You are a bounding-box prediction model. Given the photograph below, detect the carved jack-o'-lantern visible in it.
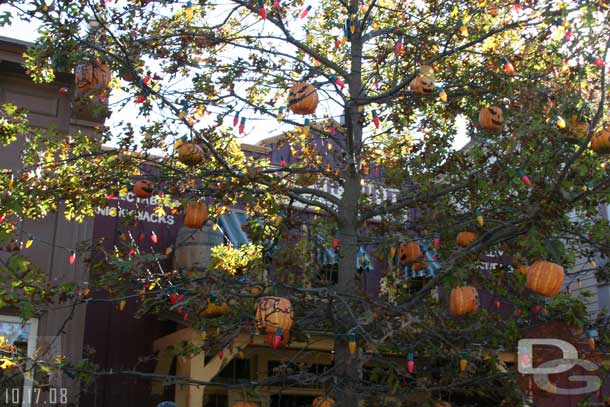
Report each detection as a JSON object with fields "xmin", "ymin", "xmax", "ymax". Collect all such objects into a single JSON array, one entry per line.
[
  {"xmin": 184, "ymin": 200, "xmax": 208, "ymax": 229},
  {"xmin": 591, "ymin": 128, "xmax": 610, "ymax": 154},
  {"xmin": 312, "ymin": 396, "xmax": 334, "ymax": 407},
  {"xmin": 178, "ymin": 142, "xmax": 204, "ymax": 166},
  {"xmin": 74, "ymin": 60, "xmax": 111, "ymax": 97},
  {"xmin": 409, "ymin": 75, "xmax": 435, "ymax": 94},
  {"xmin": 255, "ymin": 296, "xmax": 293, "ymax": 335},
  {"xmin": 133, "ymin": 180, "xmax": 154, "ymax": 199},
  {"xmin": 526, "ymin": 260, "xmax": 564, "ymax": 297},
  {"xmin": 456, "ymin": 231, "xmax": 477, "ymax": 247},
  {"xmin": 479, "ymin": 106, "xmax": 504, "ymax": 131},
  {"xmin": 288, "ymin": 82, "xmax": 319, "ymax": 115},
  {"xmin": 398, "ymin": 242, "xmax": 423, "ymax": 265},
  {"xmin": 450, "ymin": 286, "xmax": 479, "ymax": 316}
]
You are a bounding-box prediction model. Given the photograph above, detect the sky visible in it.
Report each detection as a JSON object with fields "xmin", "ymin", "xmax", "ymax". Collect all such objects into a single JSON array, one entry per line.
[{"xmin": 0, "ymin": 4, "xmax": 470, "ymax": 151}]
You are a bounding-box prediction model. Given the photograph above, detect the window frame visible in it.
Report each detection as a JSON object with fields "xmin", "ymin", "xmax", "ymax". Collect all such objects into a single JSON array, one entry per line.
[{"xmin": 0, "ymin": 314, "xmax": 39, "ymax": 407}]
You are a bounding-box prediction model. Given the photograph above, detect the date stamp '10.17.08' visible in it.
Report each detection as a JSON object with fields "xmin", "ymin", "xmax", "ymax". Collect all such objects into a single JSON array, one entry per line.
[{"xmin": 3, "ymin": 388, "xmax": 68, "ymax": 406}]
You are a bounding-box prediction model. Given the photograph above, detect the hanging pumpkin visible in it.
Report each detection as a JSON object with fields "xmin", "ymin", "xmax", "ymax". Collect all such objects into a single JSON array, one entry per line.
[
  {"xmin": 526, "ymin": 260, "xmax": 564, "ymax": 297},
  {"xmin": 312, "ymin": 396, "xmax": 334, "ymax": 407},
  {"xmin": 456, "ymin": 231, "xmax": 477, "ymax": 247},
  {"xmin": 288, "ymin": 82, "xmax": 319, "ymax": 115},
  {"xmin": 74, "ymin": 60, "xmax": 112, "ymax": 97},
  {"xmin": 184, "ymin": 200, "xmax": 208, "ymax": 229},
  {"xmin": 255, "ymin": 296, "xmax": 293, "ymax": 334},
  {"xmin": 398, "ymin": 241, "xmax": 423, "ymax": 265},
  {"xmin": 232, "ymin": 403, "xmax": 258, "ymax": 407},
  {"xmin": 178, "ymin": 142, "xmax": 204, "ymax": 165},
  {"xmin": 591, "ymin": 128, "xmax": 610, "ymax": 154},
  {"xmin": 133, "ymin": 180, "xmax": 154, "ymax": 199},
  {"xmin": 450, "ymin": 286, "xmax": 479, "ymax": 316},
  {"xmin": 479, "ymin": 106, "xmax": 504, "ymax": 131},
  {"xmin": 409, "ymin": 75, "xmax": 435, "ymax": 94}
]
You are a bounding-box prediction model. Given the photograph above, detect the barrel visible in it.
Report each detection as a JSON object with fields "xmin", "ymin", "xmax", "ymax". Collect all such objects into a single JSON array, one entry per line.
[{"xmin": 173, "ymin": 225, "xmax": 223, "ymax": 270}]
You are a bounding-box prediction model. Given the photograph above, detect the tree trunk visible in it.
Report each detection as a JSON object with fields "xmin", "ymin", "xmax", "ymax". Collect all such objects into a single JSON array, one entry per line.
[{"xmin": 333, "ymin": 2, "xmax": 364, "ymax": 403}]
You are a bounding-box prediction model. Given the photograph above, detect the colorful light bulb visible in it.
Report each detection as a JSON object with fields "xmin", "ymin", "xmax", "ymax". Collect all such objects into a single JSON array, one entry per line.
[
  {"xmin": 437, "ymin": 87, "xmax": 447, "ymax": 102},
  {"xmin": 458, "ymin": 19, "xmax": 468, "ymax": 37},
  {"xmin": 407, "ymin": 352, "xmax": 415, "ymax": 373},
  {"xmin": 433, "ymin": 232, "xmax": 440, "ymax": 249},
  {"xmin": 329, "ymin": 75, "xmax": 345, "ymax": 89},
  {"xmin": 218, "ymin": 350, "xmax": 224, "ymax": 360},
  {"xmin": 565, "ymin": 30, "xmax": 573, "ymax": 41},
  {"xmin": 396, "ymin": 35, "xmax": 403, "ymax": 55},
  {"xmin": 348, "ymin": 334, "xmax": 356, "ymax": 354},
  {"xmin": 165, "ymin": 244, "xmax": 175, "ymax": 255},
  {"xmin": 273, "ymin": 328, "xmax": 283, "ymax": 349},
  {"xmin": 119, "ymin": 300, "xmax": 126, "ymax": 311},
  {"xmin": 233, "ymin": 112, "xmax": 239, "ymax": 127},
  {"xmin": 334, "ymin": 37, "xmax": 340, "ymax": 49},
  {"xmin": 303, "ymin": 118, "xmax": 311, "ymax": 137},
  {"xmin": 239, "ymin": 117, "xmax": 246, "ymax": 134},
  {"xmin": 59, "ymin": 87, "xmax": 69, "ymax": 94},
  {"xmin": 299, "ymin": 5, "xmax": 312, "ymax": 18},
  {"xmin": 554, "ymin": 115, "xmax": 566, "ymax": 129},
  {"xmin": 69, "ymin": 250, "xmax": 76, "ymax": 265},
  {"xmin": 501, "ymin": 56, "xmax": 515, "ymax": 75},
  {"xmin": 169, "ymin": 293, "xmax": 178, "ymax": 305},
  {"xmin": 135, "ymin": 95, "xmax": 146, "ymax": 104},
  {"xmin": 518, "ymin": 169, "xmax": 531, "ymax": 187},
  {"xmin": 475, "ymin": 209, "xmax": 484, "ymax": 227},
  {"xmin": 534, "ymin": 304, "xmax": 542, "ymax": 314},
  {"xmin": 513, "ymin": 0, "xmax": 522, "ymax": 12},
  {"xmin": 350, "ymin": 13, "xmax": 357, "ymax": 34},
  {"xmin": 258, "ymin": 0, "xmax": 266, "ymax": 19},
  {"xmin": 273, "ymin": 0, "xmax": 279, "ymax": 7},
  {"xmin": 277, "ymin": 106, "xmax": 284, "ymax": 122},
  {"xmin": 459, "ymin": 352, "xmax": 468, "ymax": 372},
  {"xmin": 494, "ymin": 299, "xmax": 501, "ymax": 310},
  {"xmin": 588, "ymin": 55, "xmax": 605, "ymax": 67},
  {"xmin": 372, "ymin": 110, "xmax": 380, "ymax": 129},
  {"xmin": 150, "ymin": 231, "xmax": 158, "ymax": 244},
  {"xmin": 332, "ymin": 234, "xmax": 340, "ymax": 250},
  {"xmin": 25, "ymin": 236, "xmax": 33, "ymax": 249}
]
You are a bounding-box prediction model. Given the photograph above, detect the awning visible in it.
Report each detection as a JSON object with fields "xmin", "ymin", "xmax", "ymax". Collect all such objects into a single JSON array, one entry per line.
[{"xmin": 217, "ymin": 211, "xmax": 250, "ymax": 247}]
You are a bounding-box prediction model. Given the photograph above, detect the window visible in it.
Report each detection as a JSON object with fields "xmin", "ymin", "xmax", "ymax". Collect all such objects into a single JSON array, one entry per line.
[
  {"xmin": 0, "ymin": 315, "xmax": 38, "ymax": 407},
  {"xmin": 216, "ymin": 359, "xmax": 252, "ymax": 383}
]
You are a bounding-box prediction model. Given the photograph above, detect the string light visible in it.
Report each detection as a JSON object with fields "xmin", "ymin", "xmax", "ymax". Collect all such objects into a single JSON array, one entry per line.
[
  {"xmin": 258, "ymin": 0, "xmax": 266, "ymax": 19},
  {"xmin": 372, "ymin": 110, "xmax": 380, "ymax": 129},
  {"xmin": 517, "ymin": 169, "xmax": 531, "ymax": 188},
  {"xmin": 299, "ymin": 5, "xmax": 312, "ymax": 18},
  {"xmin": 239, "ymin": 117, "xmax": 246, "ymax": 134},
  {"xmin": 348, "ymin": 334, "xmax": 356, "ymax": 354},
  {"xmin": 459, "ymin": 352, "xmax": 468, "ymax": 372},
  {"xmin": 277, "ymin": 107, "xmax": 284, "ymax": 122},
  {"xmin": 407, "ymin": 352, "xmax": 414, "ymax": 373},
  {"xmin": 501, "ymin": 56, "xmax": 515, "ymax": 75},
  {"xmin": 475, "ymin": 209, "xmax": 484, "ymax": 227},
  {"xmin": 69, "ymin": 250, "xmax": 76, "ymax": 265},
  {"xmin": 433, "ymin": 232, "xmax": 440, "ymax": 249}
]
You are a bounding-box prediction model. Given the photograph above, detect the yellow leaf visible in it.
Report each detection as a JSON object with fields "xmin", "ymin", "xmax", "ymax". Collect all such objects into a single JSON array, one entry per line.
[
  {"xmin": 154, "ymin": 206, "xmax": 166, "ymax": 217},
  {"xmin": 0, "ymin": 357, "xmax": 16, "ymax": 369}
]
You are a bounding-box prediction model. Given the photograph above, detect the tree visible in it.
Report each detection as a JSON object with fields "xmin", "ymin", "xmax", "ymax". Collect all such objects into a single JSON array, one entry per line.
[{"xmin": 1, "ymin": 0, "xmax": 610, "ymax": 405}]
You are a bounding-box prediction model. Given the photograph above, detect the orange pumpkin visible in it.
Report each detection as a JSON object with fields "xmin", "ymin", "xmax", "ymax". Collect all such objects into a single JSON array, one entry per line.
[
  {"xmin": 312, "ymin": 396, "xmax": 334, "ymax": 407},
  {"xmin": 288, "ymin": 82, "xmax": 318, "ymax": 115},
  {"xmin": 255, "ymin": 296, "xmax": 293, "ymax": 335},
  {"xmin": 526, "ymin": 260, "xmax": 564, "ymax": 297},
  {"xmin": 74, "ymin": 60, "xmax": 111, "ymax": 97},
  {"xmin": 133, "ymin": 180, "xmax": 154, "ymax": 199},
  {"xmin": 409, "ymin": 75, "xmax": 435, "ymax": 94},
  {"xmin": 450, "ymin": 286, "xmax": 479, "ymax": 316},
  {"xmin": 232, "ymin": 403, "xmax": 258, "ymax": 407},
  {"xmin": 398, "ymin": 241, "xmax": 423, "ymax": 265},
  {"xmin": 184, "ymin": 200, "xmax": 208, "ymax": 229},
  {"xmin": 479, "ymin": 106, "xmax": 504, "ymax": 131},
  {"xmin": 456, "ymin": 231, "xmax": 477, "ymax": 247},
  {"xmin": 591, "ymin": 128, "xmax": 610, "ymax": 154},
  {"xmin": 178, "ymin": 142, "xmax": 204, "ymax": 166}
]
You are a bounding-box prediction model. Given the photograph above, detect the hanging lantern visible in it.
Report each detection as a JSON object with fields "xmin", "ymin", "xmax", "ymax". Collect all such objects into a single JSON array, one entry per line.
[
  {"xmin": 450, "ymin": 286, "xmax": 479, "ymax": 316},
  {"xmin": 288, "ymin": 82, "xmax": 319, "ymax": 115},
  {"xmin": 255, "ymin": 296, "xmax": 294, "ymax": 334},
  {"xmin": 456, "ymin": 231, "xmax": 477, "ymax": 247},
  {"xmin": 133, "ymin": 180, "xmax": 154, "ymax": 199},
  {"xmin": 177, "ymin": 142, "xmax": 204, "ymax": 166},
  {"xmin": 526, "ymin": 260, "xmax": 564, "ymax": 297},
  {"xmin": 479, "ymin": 106, "xmax": 504, "ymax": 131},
  {"xmin": 398, "ymin": 242, "xmax": 423, "ymax": 265},
  {"xmin": 74, "ymin": 60, "xmax": 111, "ymax": 98},
  {"xmin": 591, "ymin": 128, "xmax": 610, "ymax": 154},
  {"xmin": 184, "ymin": 200, "xmax": 209, "ymax": 228},
  {"xmin": 312, "ymin": 396, "xmax": 334, "ymax": 407}
]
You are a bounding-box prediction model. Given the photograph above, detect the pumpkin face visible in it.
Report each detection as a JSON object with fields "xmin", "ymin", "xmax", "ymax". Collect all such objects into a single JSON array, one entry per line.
[
  {"xmin": 591, "ymin": 128, "xmax": 610, "ymax": 154},
  {"xmin": 450, "ymin": 286, "xmax": 479, "ymax": 316},
  {"xmin": 184, "ymin": 200, "xmax": 208, "ymax": 229},
  {"xmin": 456, "ymin": 231, "xmax": 477, "ymax": 247},
  {"xmin": 526, "ymin": 260, "xmax": 564, "ymax": 297},
  {"xmin": 178, "ymin": 142, "xmax": 204, "ymax": 165},
  {"xmin": 312, "ymin": 396, "xmax": 334, "ymax": 407},
  {"xmin": 409, "ymin": 75, "xmax": 435, "ymax": 94},
  {"xmin": 74, "ymin": 60, "xmax": 111, "ymax": 97},
  {"xmin": 398, "ymin": 242, "xmax": 423, "ymax": 265},
  {"xmin": 255, "ymin": 296, "xmax": 294, "ymax": 334},
  {"xmin": 479, "ymin": 106, "xmax": 504, "ymax": 131},
  {"xmin": 133, "ymin": 180, "xmax": 154, "ymax": 199},
  {"xmin": 288, "ymin": 82, "xmax": 319, "ymax": 115}
]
